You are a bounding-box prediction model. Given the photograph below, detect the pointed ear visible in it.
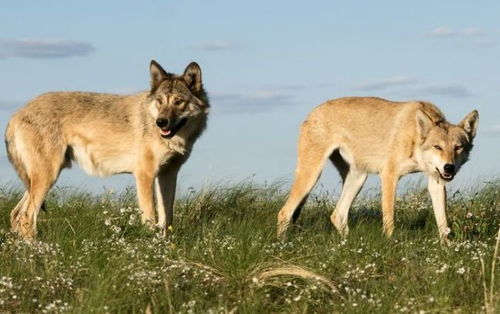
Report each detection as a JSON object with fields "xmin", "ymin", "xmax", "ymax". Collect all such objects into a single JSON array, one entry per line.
[
  {"xmin": 459, "ymin": 110, "xmax": 479, "ymax": 139},
  {"xmin": 416, "ymin": 109, "xmax": 433, "ymax": 140},
  {"xmin": 183, "ymin": 62, "xmax": 202, "ymax": 93},
  {"xmin": 150, "ymin": 60, "xmax": 168, "ymax": 91}
]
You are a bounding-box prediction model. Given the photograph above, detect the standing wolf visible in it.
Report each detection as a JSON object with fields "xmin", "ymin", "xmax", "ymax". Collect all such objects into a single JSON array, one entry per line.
[
  {"xmin": 5, "ymin": 60, "xmax": 209, "ymax": 240},
  {"xmin": 277, "ymin": 97, "xmax": 478, "ymax": 242}
]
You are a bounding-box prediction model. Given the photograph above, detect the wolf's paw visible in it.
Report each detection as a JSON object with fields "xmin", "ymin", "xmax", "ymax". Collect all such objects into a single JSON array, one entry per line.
[
  {"xmin": 277, "ymin": 222, "xmax": 289, "ymax": 241},
  {"xmin": 142, "ymin": 218, "xmax": 156, "ymax": 231},
  {"xmin": 155, "ymin": 224, "xmax": 173, "ymax": 237},
  {"xmin": 440, "ymin": 236, "xmax": 452, "ymax": 247},
  {"xmin": 12, "ymin": 221, "xmax": 36, "ymax": 242},
  {"xmin": 331, "ymin": 214, "xmax": 349, "ymax": 238}
]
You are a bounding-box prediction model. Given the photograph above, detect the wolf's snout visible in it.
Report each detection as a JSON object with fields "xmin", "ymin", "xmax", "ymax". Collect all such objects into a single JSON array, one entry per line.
[
  {"xmin": 156, "ymin": 118, "xmax": 169, "ymax": 128},
  {"xmin": 443, "ymin": 163, "xmax": 455, "ymax": 174}
]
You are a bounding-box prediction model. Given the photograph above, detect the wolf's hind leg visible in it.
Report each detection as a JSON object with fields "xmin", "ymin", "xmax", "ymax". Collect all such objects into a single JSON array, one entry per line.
[
  {"xmin": 10, "ymin": 192, "xmax": 28, "ymax": 229},
  {"xmin": 330, "ymin": 168, "xmax": 367, "ymax": 237},
  {"xmin": 8, "ymin": 134, "xmax": 66, "ymax": 240},
  {"xmin": 15, "ymin": 170, "xmax": 58, "ymax": 240},
  {"xmin": 277, "ymin": 135, "xmax": 335, "ymax": 239}
]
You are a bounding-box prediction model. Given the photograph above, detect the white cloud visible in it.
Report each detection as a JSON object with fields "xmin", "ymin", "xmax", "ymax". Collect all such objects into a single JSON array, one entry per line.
[
  {"xmin": 462, "ymin": 27, "xmax": 482, "ymax": 36},
  {"xmin": 429, "ymin": 27, "xmax": 455, "ymax": 37},
  {"xmin": 212, "ymin": 87, "xmax": 297, "ymax": 113},
  {"xmin": 413, "ymin": 83, "xmax": 472, "ymax": 98},
  {"xmin": 354, "ymin": 75, "xmax": 472, "ymax": 98},
  {"xmin": 0, "ymin": 38, "xmax": 94, "ymax": 59},
  {"xmin": 483, "ymin": 125, "xmax": 500, "ymax": 136},
  {"xmin": 356, "ymin": 76, "xmax": 414, "ymax": 91},
  {"xmin": 194, "ymin": 41, "xmax": 235, "ymax": 51},
  {"xmin": 429, "ymin": 27, "xmax": 484, "ymax": 38}
]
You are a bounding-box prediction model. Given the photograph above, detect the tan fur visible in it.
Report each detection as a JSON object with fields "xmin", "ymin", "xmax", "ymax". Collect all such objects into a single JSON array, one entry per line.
[
  {"xmin": 277, "ymin": 97, "xmax": 479, "ymax": 242},
  {"xmin": 4, "ymin": 60, "xmax": 209, "ymax": 240}
]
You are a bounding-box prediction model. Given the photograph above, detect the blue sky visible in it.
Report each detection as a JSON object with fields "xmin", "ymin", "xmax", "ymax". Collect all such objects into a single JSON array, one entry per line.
[{"xmin": 1, "ymin": 1, "xmax": 499, "ymax": 194}]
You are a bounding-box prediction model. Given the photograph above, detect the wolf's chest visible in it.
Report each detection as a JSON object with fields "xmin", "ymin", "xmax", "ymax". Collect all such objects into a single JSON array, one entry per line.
[{"xmin": 156, "ymin": 137, "xmax": 191, "ymax": 166}]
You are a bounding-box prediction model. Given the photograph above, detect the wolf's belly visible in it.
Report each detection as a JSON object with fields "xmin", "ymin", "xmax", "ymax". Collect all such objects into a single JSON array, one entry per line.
[{"xmin": 68, "ymin": 142, "xmax": 136, "ymax": 177}]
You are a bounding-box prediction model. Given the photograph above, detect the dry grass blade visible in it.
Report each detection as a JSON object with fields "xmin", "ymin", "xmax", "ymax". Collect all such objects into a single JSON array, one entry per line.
[
  {"xmin": 489, "ymin": 227, "xmax": 500, "ymax": 312},
  {"xmin": 163, "ymin": 279, "xmax": 175, "ymax": 314},
  {"xmin": 251, "ymin": 264, "xmax": 340, "ymax": 295},
  {"xmin": 179, "ymin": 260, "xmax": 225, "ymax": 278},
  {"xmin": 481, "ymin": 258, "xmax": 489, "ymax": 314},
  {"xmin": 480, "ymin": 226, "xmax": 500, "ymax": 314},
  {"xmin": 64, "ymin": 218, "xmax": 76, "ymax": 236}
]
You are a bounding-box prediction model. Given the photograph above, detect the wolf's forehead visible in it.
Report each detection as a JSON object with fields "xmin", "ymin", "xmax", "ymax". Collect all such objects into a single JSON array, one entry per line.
[
  {"xmin": 433, "ymin": 124, "xmax": 468, "ymax": 142},
  {"xmin": 157, "ymin": 79, "xmax": 191, "ymax": 97},
  {"xmin": 448, "ymin": 126, "xmax": 469, "ymax": 142}
]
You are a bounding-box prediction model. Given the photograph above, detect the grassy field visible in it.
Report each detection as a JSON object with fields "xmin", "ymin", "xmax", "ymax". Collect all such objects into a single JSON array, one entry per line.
[{"xmin": 0, "ymin": 180, "xmax": 499, "ymax": 313}]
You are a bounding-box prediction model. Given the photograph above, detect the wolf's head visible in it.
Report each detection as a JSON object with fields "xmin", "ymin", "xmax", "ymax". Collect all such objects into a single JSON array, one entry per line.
[
  {"xmin": 148, "ymin": 60, "xmax": 209, "ymax": 139},
  {"xmin": 416, "ymin": 109, "xmax": 479, "ymax": 182}
]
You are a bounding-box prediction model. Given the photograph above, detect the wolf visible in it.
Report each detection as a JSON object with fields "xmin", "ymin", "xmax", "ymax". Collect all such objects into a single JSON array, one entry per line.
[
  {"xmin": 277, "ymin": 97, "xmax": 479, "ymax": 242},
  {"xmin": 4, "ymin": 60, "xmax": 209, "ymax": 240}
]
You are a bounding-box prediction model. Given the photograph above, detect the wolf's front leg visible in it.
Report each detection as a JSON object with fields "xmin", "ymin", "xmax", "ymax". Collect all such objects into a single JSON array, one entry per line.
[
  {"xmin": 155, "ymin": 164, "xmax": 180, "ymax": 235},
  {"xmin": 135, "ymin": 169, "xmax": 156, "ymax": 226},
  {"xmin": 380, "ymin": 171, "xmax": 399, "ymax": 237},
  {"xmin": 428, "ymin": 176, "xmax": 450, "ymax": 244}
]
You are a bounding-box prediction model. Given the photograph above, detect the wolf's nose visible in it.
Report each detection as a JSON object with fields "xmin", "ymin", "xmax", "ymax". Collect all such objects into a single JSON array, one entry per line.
[
  {"xmin": 156, "ymin": 118, "xmax": 169, "ymax": 128},
  {"xmin": 444, "ymin": 164, "xmax": 455, "ymax": 174}
]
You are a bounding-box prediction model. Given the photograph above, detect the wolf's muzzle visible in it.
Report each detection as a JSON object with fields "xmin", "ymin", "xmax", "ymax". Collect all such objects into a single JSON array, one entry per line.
[{"xmin": 157, "ymin": 118, "xmax": 187, "ymax": 139}]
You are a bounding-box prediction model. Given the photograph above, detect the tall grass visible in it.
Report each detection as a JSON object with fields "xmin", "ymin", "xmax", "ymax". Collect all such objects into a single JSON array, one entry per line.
[{"xmin": 0, "ymin": 180, "xmax": 498, "ymax": 313}]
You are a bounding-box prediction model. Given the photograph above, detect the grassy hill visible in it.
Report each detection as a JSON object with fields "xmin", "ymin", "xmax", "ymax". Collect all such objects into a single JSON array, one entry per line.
[{"xmin": 0, "ymin": 180, "xmax": 499, "ymax": 313}]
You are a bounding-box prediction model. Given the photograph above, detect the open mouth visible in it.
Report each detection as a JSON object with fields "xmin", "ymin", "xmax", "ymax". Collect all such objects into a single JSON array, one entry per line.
[
  {"xmin": 159, "ymin": 118, "xmax": 187, "ymax": 139},
  {"xmin": 436, "ymin": 168, "xmax": 454, "ymax": 181}
]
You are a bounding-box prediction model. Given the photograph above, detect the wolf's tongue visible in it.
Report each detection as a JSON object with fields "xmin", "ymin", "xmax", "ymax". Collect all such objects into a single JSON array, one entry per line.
[{"xmin": 162, "ymin": 129, "xmax": 171, "ymax": 136}]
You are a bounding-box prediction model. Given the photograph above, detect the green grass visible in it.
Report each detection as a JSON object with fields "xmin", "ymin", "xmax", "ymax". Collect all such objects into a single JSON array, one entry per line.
[{"xmin": 0, "ymin": 180, "xmax": 499, "ymax": 313}]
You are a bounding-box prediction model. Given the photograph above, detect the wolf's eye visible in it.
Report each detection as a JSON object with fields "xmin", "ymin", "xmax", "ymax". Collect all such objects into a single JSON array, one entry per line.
[
  {"xmin": 173, "ymin": 99, "xmax": 184, "ymax": 106},
  {"xmin": 455, "ymin": 145, "xmax": 463, "ymax": 151},
  {"xmin": 433, "ymin": 145, "xmax": 442, "ymax": 150},
  {"xmin": 156, "ymin": 97, "xmax": 163, "ymax": 105}
]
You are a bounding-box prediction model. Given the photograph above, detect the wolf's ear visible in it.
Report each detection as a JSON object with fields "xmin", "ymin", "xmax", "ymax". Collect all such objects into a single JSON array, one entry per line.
[
  {"xmin": 150, "ymin": 60, "xmax": 168, "ymax": 91},
  {"xmin": 183, "ymin": 62, "xmax": 202, "ymax": 93},
  {"xmin": 459, "ymin": 110, "xmax": 479, "ymax": 139},
  {"xmin": 416, "ymin": 109, "xmax": 433, "ymax": 140}
]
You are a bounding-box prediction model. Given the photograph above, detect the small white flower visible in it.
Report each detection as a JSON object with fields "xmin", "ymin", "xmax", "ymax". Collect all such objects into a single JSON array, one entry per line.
[
  {"xmin": 436, "ymin": 264, "xmax": 449, "ymax": 273},
  {"xmin": 466, "ymin": 212, "xmax": 473, "ymax": 219},
  {"xmin": 457, "ymin": 267, "xmax": 466, "ymax": 275}
]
